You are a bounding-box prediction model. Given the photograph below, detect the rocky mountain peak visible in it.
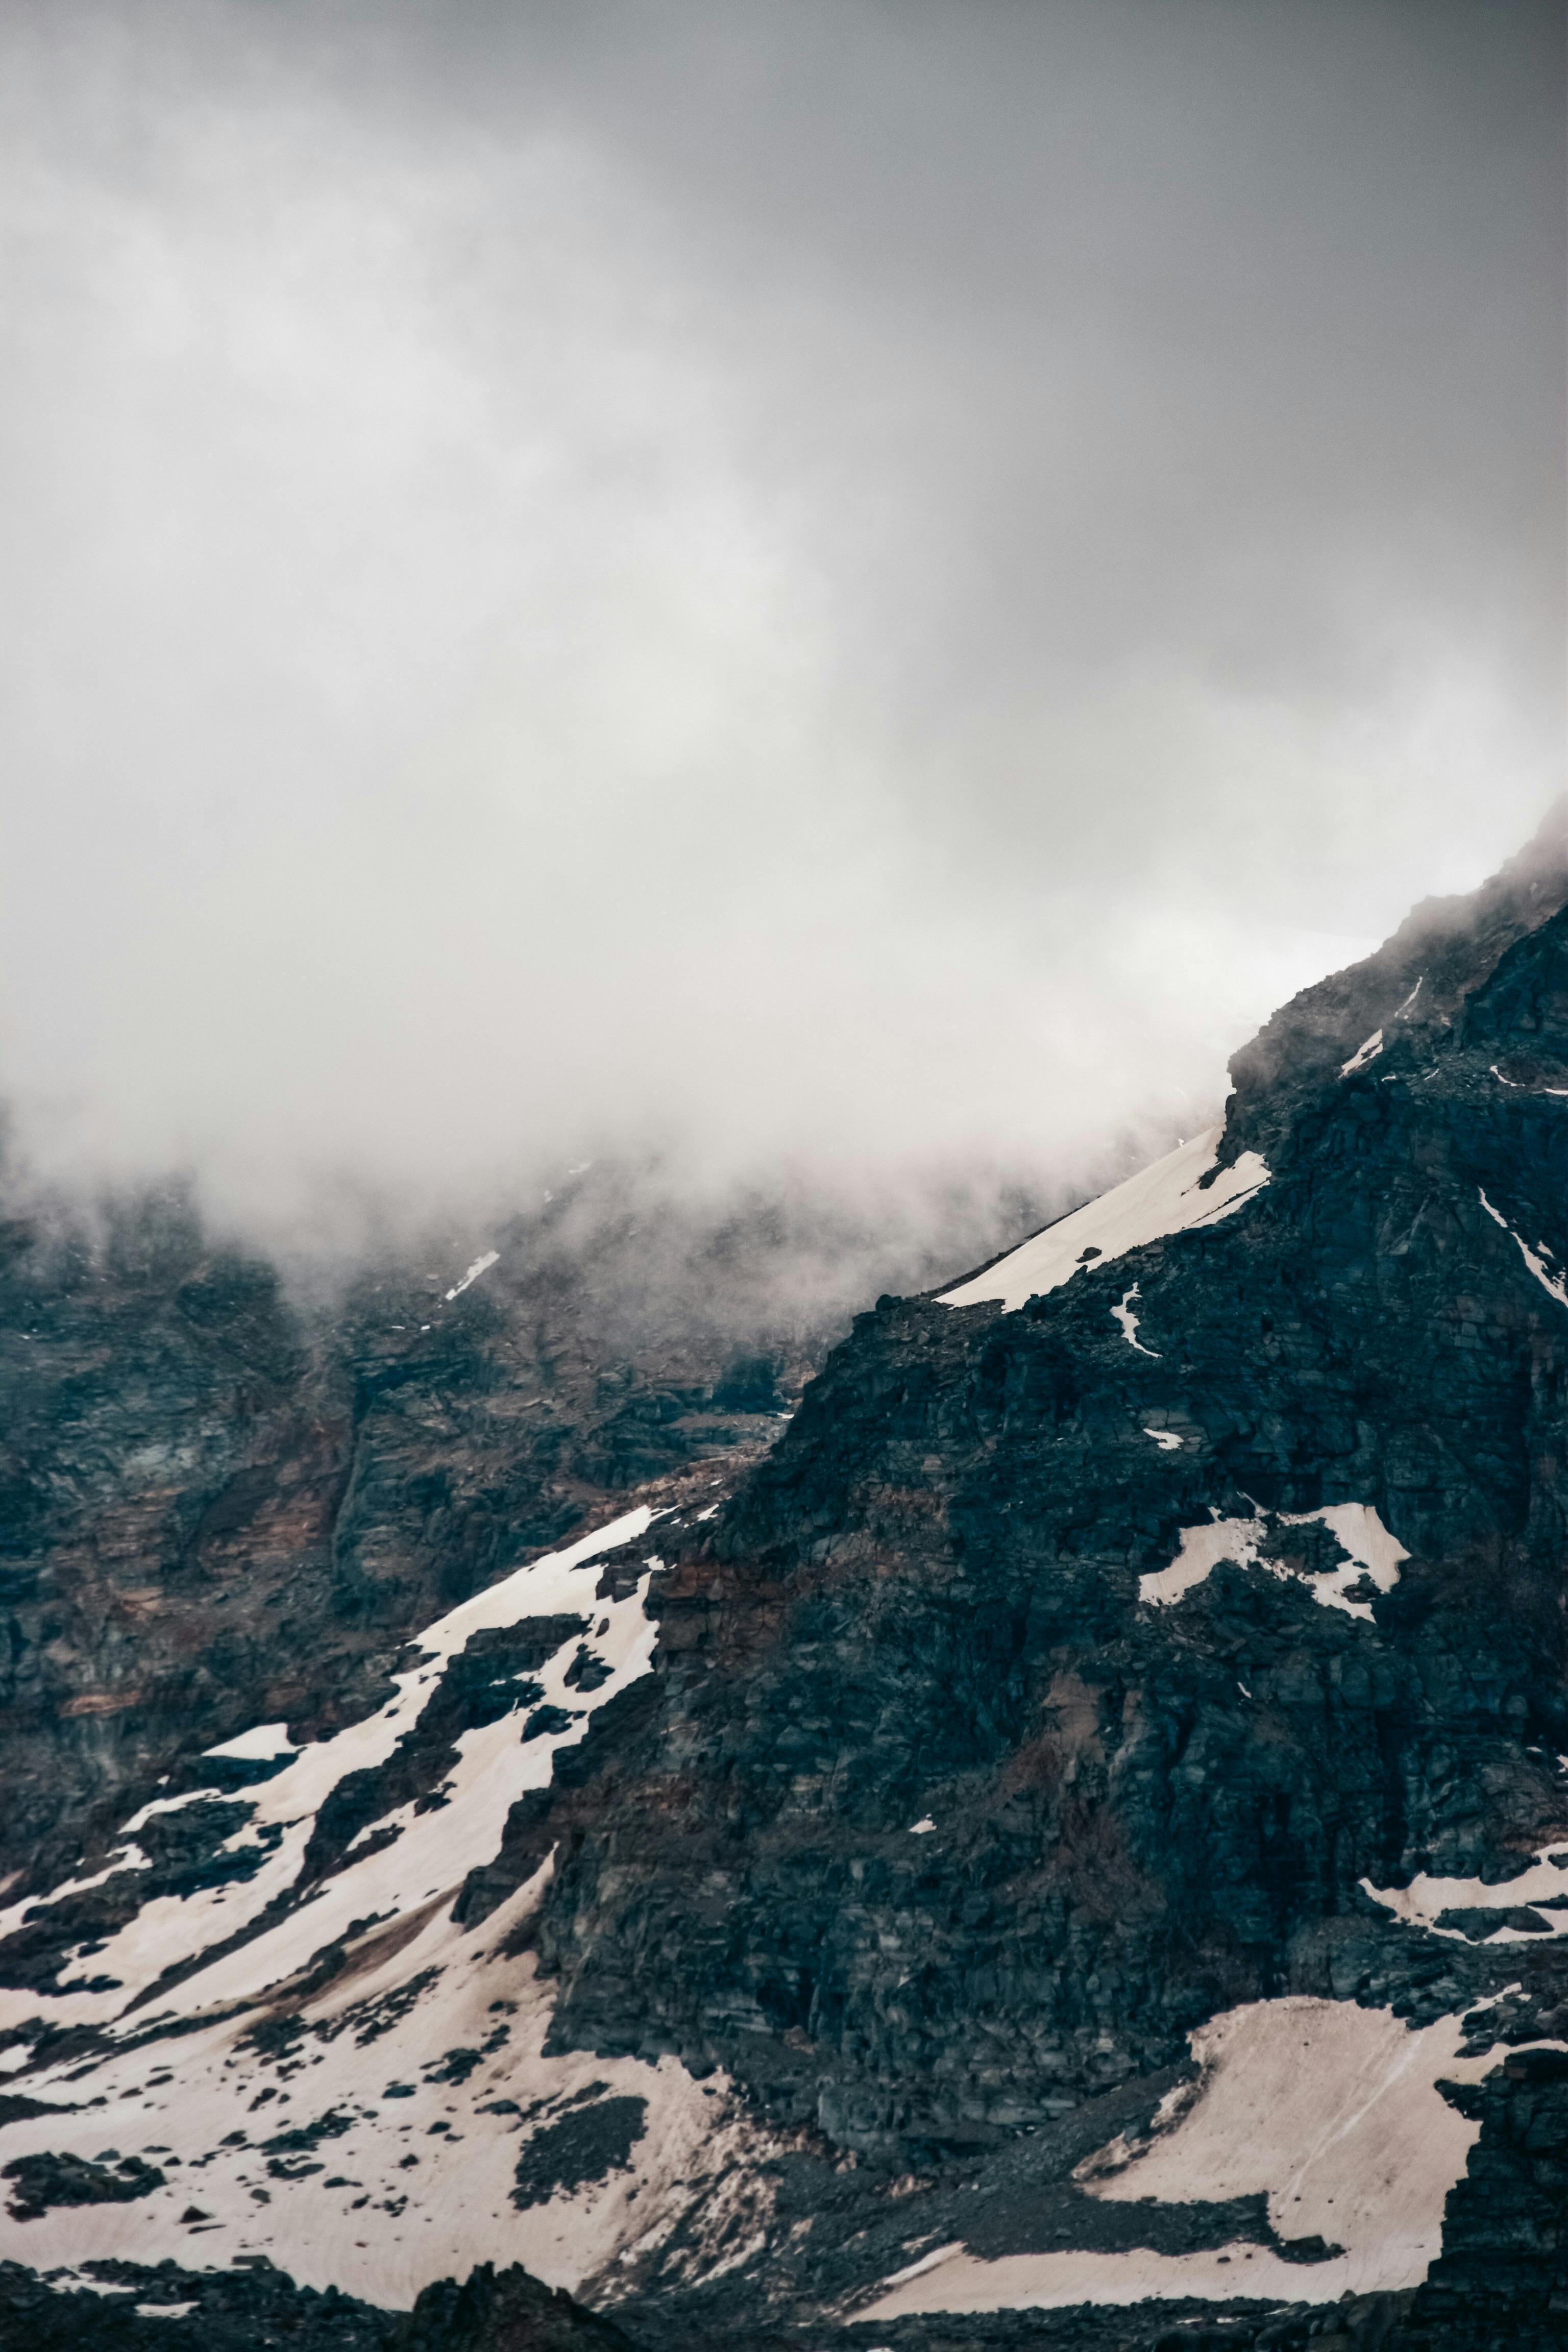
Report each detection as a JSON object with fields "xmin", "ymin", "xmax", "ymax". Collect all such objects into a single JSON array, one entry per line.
[
  {"xmin": 6, "ymin": 817, "xmax": 1568, "ymax": 2347},
  {"xmin": 1223, "ymin": 792, "xmax": 1568, "ymax": 1166}
]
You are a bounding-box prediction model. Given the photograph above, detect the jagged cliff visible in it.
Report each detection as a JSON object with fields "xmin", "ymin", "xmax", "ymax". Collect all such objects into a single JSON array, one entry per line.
[
  {"xmin": 4, "ymin": 815, "xmax": 1568, "ymax": 2348},
  {"xmin": 0, "ymin": 1182, "xmax": 831, "ymax": 1893}
]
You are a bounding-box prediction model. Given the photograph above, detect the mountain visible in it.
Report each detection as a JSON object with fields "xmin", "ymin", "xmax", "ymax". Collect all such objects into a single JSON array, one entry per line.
[
  {"xmin": 0, "ymin": 1165, "xmax": 1051, "ymax": 1899},
  {"xmin": 4, "ymin": 810, "xmax": 1568, "ymax": 2348},
  {"xmin": 0, "ymin": 1175, "xmax": 808, "ymax": 1897}
]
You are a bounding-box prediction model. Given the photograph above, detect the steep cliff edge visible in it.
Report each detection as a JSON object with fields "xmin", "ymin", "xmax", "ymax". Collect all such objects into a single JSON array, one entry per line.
[{"xmin": 6, "ymin": 813, "xmax": 1568, "ymax": 2345}]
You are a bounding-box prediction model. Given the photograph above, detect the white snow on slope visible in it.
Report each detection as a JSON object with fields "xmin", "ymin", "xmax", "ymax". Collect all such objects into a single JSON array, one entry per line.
[
  {"xmin": 939, "ymin": 1130, "xmax": 1269, "ymax": 1315},
  {"xmin": 1478, "ymin": 1189, "xmax": 1568, "ymax": 1309},
  {"xmin": 866, "ymin": 2242, "xmax": 1348, "ymax": 2319},
  {"xmin": 204, "ymin": 1724, "xmax": 297, "ymax": 1763},
  {"xmin": 863, "ymin": 1996, "xmax": 1560, "ymax": 2321},
  {"xmin": 0, "ymin": 1507, "xmax": 658, "ymax": 2032},
  {"xmin": 1111, "ymin": 1286, "xmax": 1158, "ymax": 1357},
  {"xmin": 0, "ymin": 1504, "xmax": 787, "ymax": 2307},
  {"xmin": 1139, "ymin": 1503, "xmax": 1407, "ymax": 1622},
  {"xmin": 1362, "ymin": 1845, "xmax": 1568, "ymax": 1942},
  {"xmin": 0, "ymin": 1865, "xmax": 776, "ymax": 2307},
  {"xmin": 1143, "ymin": 1428, "xmax": 1183, "ymax": 1452},
  {"xmin": 1340, "ymin": 1029, "xmax": 1384, "ymax": 1077},
  {"xmin": 445, "ymin": 1250, "xmax": 499, "ymax": 1302},
  {"xmin": 1339, "ymin": 979, "xmax": 1423, "ymax": 1084}
]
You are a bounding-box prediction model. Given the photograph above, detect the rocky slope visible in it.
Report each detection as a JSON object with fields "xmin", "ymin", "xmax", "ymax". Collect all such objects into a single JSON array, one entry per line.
[
  {"xmin": 5, "ymin": 812, "xmax": 1568, "ymax": 2346},
  {"xmin": 0, "ymin": 1169, "xmax": 992, "ymax": 1896},
  {"xmin": 536, "ymin": 811, "xmax": 1568, "ymax": 2150}
]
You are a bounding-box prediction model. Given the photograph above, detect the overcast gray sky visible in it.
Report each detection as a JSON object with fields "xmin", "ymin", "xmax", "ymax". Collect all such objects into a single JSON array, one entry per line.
[{"xmin": 1, "ymin": 0, "xmax": 1562, "ymax": 1231}]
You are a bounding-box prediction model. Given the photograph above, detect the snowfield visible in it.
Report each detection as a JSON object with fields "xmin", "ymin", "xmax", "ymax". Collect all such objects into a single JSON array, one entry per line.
[
  {"xmin": 863, "ymin": 1996, "xmax": 1564, "ymax": 2322},
  {"xmin": 1139, "ymin": 1502, "xmax": 1408, "ymax": 1622},
  {"xmin": 939, "ymin": 1128, "xmax": 1269, "ymax": 1315},
  {"xmin": 0, "ymin": 1510, "xmax": 782, "ymax": 2308}
]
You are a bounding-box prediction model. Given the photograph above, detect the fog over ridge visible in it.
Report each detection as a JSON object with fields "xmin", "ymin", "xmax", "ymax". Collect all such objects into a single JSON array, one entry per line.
[{"xmin": 0, "ymin": 0, "xmax": 1561, "ymax": 1259}]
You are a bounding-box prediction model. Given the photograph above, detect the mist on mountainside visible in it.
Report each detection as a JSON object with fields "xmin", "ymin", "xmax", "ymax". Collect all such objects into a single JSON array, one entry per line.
[{"xmin": 0, "ymin": 0, "xmax": 1560, "ymax": 1266}]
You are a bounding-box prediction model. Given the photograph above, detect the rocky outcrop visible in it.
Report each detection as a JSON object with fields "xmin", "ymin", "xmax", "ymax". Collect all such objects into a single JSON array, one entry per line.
[
  {"xmin": 0, "ymin": 1180, "xmax": 841, "ymax": 1893},
  {"xmin": 403, "ymin": 2260, "xmax": 639, "ymax": 2349},
  {"xmin": 10, "ymin": 814, "xmax": 1568, "ymax": 2346},
  {"xmin": 527, "ymin": 808, "xmax": 1568, "ymax": 2162},
  {"xmin": 1406, "ymin": 2046, "xmax": 1568, "ymax": 2345},
  {"xmin": 0, "ymin": 2255, "xmax": 642, "ymax": 2348}
]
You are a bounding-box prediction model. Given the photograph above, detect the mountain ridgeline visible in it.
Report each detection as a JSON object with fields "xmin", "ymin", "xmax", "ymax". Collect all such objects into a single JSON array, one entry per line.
[{"xmin": 4, "ymin": 811, "xmax": 1568, "ymax": 2349}]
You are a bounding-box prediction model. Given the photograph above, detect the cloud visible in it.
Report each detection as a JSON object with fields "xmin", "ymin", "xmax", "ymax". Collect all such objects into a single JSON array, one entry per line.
[{"xmin": 0, "ymin": 0, "xmax": 1560, "ymax": 1234}]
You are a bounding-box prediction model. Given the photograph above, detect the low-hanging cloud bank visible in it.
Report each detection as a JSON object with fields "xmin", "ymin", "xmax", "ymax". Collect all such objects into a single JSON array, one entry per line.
[{"xmin": 0, "ymin": 0, "xmax": 1561, "ymax": 1239}]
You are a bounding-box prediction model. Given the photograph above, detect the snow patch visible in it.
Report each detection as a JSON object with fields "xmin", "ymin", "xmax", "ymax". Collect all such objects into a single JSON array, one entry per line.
[
  {"xmin": 1111, "ymin": 1286, "xmax": 1159, "ymax": 1358},
  {"xmin": 1340, "ymin": 1029, "xmax": 1384, "ymax": 1077},
  {"xmin": 0, "ymin": 1506, "xmax": 657, "ymax": 2026},
  {"xmin": 1143, "ymin": 1427, "xmax": 1183, "ymax": 1452},
  {"xmin": 908, "ymin": 1819, "xmax": 936, "ymax": 1836},
  {"xmin": 1478, "ymin": 1189, "xmax": 1568, "ymax": 1309},
  {"xmin": 1139, "ymin": 1502, "xmax": 1407, "ymax": 1622},
  {"xmin": 1362, "ymin": 1846, "xmax": 1568, "ymax": 1942},
  {"xmin": 1465, "ymin": 1983, "xmax": 1524, "ymax": 2013},
  {"xmin": 940, "ymin": 1129, "xmax": 1268, "ymax": 1315},
  {"xmin": 877, "ymin": 2241, "xmax": 965, "ymax": 2290},
  {"xmin": 0, "ymin": 1504, "xmax": 788, "ymax": 2308},
  {"xmin": 865, "ymin": 2242, "xmax": 1337, "ymax": 2320},
  {"xmin": 445, "ymin": 1250, "xmax": 499, "ymax": 1302},
  {"xmin": 204, "ymin": 1723, "xmax": 297, "ymax": 1763},
  {"xmin": 0, "ymin": 1875, "xmax": 778, "ymax": 2307}
]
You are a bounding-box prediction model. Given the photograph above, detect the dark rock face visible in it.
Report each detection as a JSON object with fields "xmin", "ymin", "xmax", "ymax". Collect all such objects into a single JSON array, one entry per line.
[
  {"xmin": 3, "ymin": 2146, "xmax": 164, "ymax": 2220},
  {"xmin": 401, "ymin": 2261, "xmax": 639, "ymax": 2349},
  {"xmin": 0, "ymin": 2255, "xmax": 641, "ymax": 2349},
  {"xmin": 523, "ymin": 811, "xmax": 1568, "ymax": 2159},
  {"xmin": 15, "ymin": 817, "xmax": 1568, "ymax": 2347},
  {"xmin": 0, "ymin": 1184, "xmax": 838, "ymax": 1893},
  {"xmin": 509, "ymin": 2093, "xmax": 647, "ymax": 2210},
  {"xmin": 1408, "ymin": 2045, "xmax": 1568, "ymax": 2344}
]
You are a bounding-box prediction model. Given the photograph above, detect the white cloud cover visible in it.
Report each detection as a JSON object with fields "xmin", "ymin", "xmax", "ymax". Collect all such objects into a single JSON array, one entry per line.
[{"xmin": 0, "ymin": 1, "xmax": 1560, "ymax": 1231}]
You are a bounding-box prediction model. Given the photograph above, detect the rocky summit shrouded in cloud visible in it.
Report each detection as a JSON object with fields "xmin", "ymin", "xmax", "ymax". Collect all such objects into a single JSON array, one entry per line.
[
  {"xmin": 7, "ymin": 812, "xmax": 1568, "ymax": 2347},
  {"xmin": 1, "ymin": 6, "xmax": 1564, "ymax": 2347}
]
